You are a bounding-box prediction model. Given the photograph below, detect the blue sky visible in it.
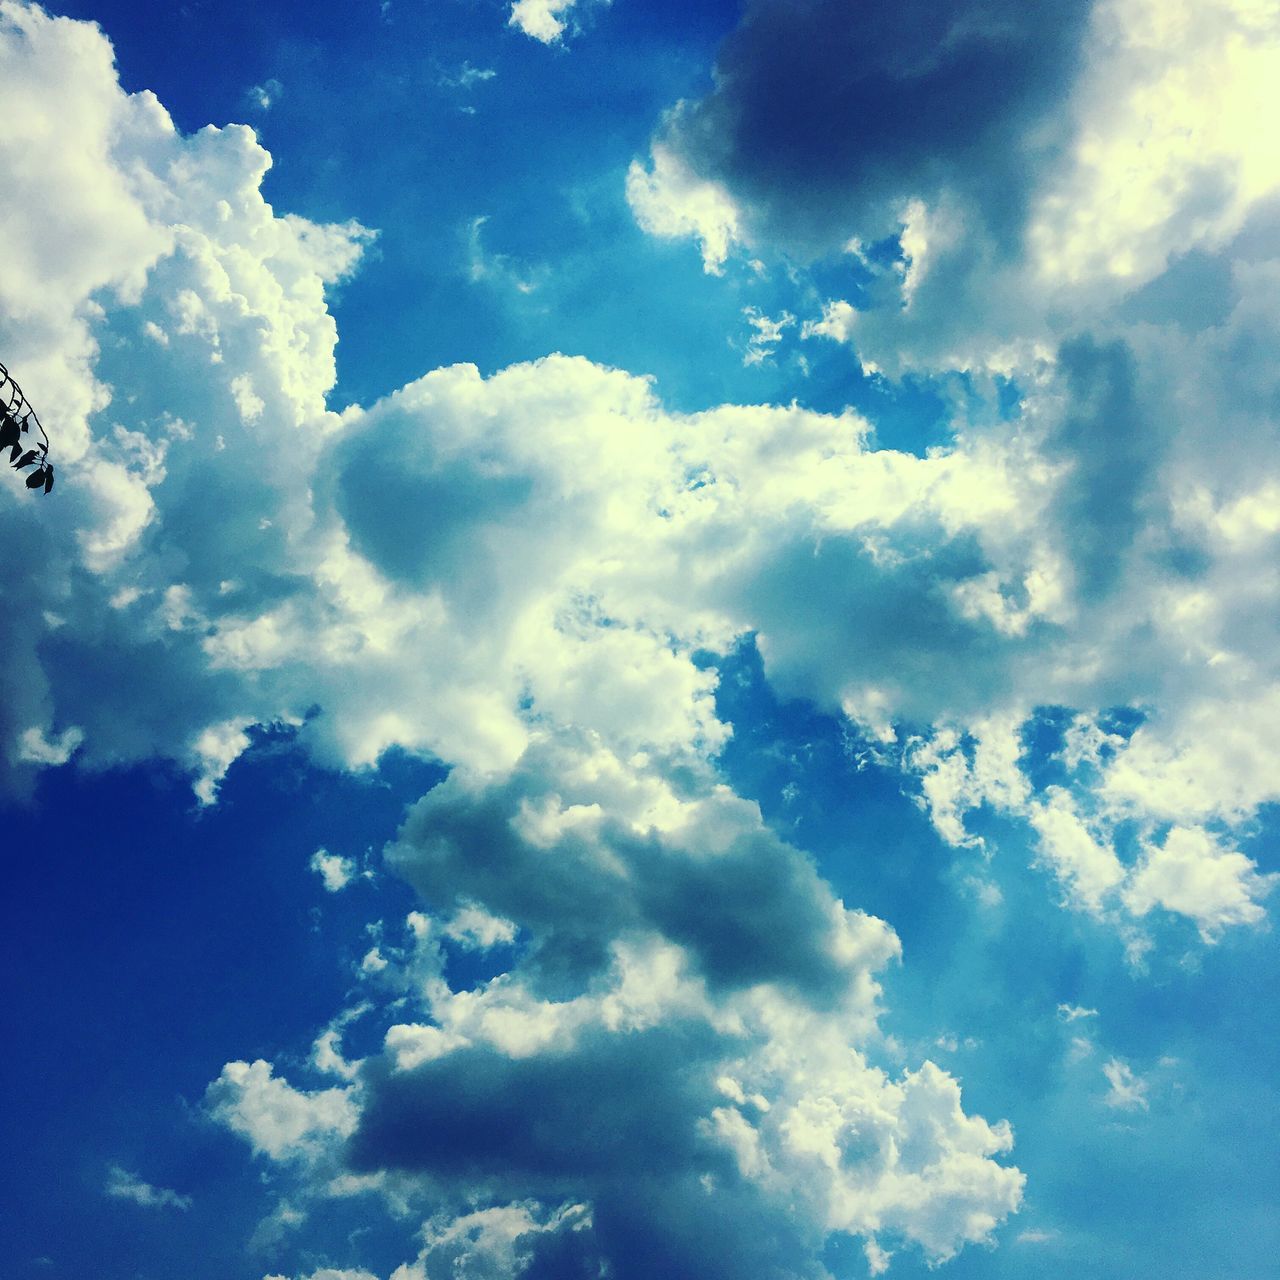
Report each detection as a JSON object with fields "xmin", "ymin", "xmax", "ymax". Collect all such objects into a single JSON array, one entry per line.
[{"xmin": 1, "ymin": 1, "xmax": 1278, "ymax": 1277}]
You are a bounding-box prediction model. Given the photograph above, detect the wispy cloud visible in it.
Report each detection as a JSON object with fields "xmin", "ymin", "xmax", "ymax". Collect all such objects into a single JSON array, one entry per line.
[
  {"xmin": 1103, "ymin": 1059, "xmax": 1150, "ymax": 1112},
  {"xmin": 104, "ymin": 1166, "xmax": 191, "ymax": 1211}
]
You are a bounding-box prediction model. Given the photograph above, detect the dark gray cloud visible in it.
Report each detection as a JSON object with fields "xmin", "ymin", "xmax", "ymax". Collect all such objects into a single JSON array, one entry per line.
[
  {"xmin": 386, "ymin": 753, "xmax": 867, "ymax": 1004},
  {"xmin": 350, "ymin": 1024, "xmax": 724, "ymax": 1182},
  {"xmin": 661, "ymin": 0, "xmax": 1094, "ymax": 255},
  {"xmin": 350, "ymin": 1024, "xmax": 827, "ymax": 1280},
  {"xmin": 714, "ymin": 523, "xmax": 1029, "ymax": 722},
  {"xmin": 333, "ymin": 407, "xmax": 535, "ymax": 594},
  {"xmin": 1047, "ymin": 336, "xmax": 1157, "ymax": 599}
]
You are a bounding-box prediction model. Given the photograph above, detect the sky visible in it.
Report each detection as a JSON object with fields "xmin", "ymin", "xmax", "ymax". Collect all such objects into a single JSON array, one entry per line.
[{"xmin": 1, "ymin": 1, "xmax": 1278, "ymax": 1277}]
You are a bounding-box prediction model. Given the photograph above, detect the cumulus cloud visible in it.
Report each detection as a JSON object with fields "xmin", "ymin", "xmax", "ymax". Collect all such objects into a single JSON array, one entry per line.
[
  {"xmin": 634, "ymin": 0, "xmax": 1280, "ymax": 372},
  {"xmin": 508, "ymin": 0, "xmax": 607, "ymax": 45},
  {"xmin": 390, "ymin": 1201, "xmax": 595, "ymax": 1280},
  {"xmin": 311, "ymin": 848, "xmax": 357, "ymax": 893},
  {"xmin": 630, "ymin": 0, "xmax": 1092, "ymax": 259},
  {"xmin": 205, "ymin": 1059, "xmax": 358, "ymax": 1162},
  {"xmin": 209, "ymin": 739, "xmax": 1023, "ymax": 1272},
  {"xmin": 626, "ymin": 0, "xmax": 1280, "ymax": 945},
  {"xmin": 5, "ymin": 0, "xmax": 1278, "ymax": 1272},
  {"xmin": 2, "ymin": 0, "xmax": 1273, "ymax": 951},
  {"xmin": 1124, "ymin": 827, "xmax": 1277, "ymax": 940},
  {"xmin": 626, "ymin": 143, "xmax": 746, "ymax": 273}
]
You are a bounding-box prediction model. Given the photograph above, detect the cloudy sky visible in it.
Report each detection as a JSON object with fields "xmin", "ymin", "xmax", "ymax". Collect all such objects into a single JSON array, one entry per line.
[{"xmin": 2, "ymin": 0, "xmax": 1278, "ymax": 1276}]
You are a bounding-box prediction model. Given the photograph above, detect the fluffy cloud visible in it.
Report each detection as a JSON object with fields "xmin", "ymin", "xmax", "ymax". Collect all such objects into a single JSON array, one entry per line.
[
  {"xmin": 205, "ymin": 1059, "xmax": 358, "ymax": 1162},
  {"xmin": 627, "ymin": 0, "xmax": 1280, "ymax": 938},
  {"xmin": 508, "ymin": 0, "xmax": 606, "ymax": 45},
  {"xmin": 1124, "ymin": 827, "xmax": 1276, "ymax": 940},
  {"xmin": 349, "ymin": 758, "xmax": 1019, "ymax": 1272},
  {"xmin": 0, "ymin": 0, "xmax": 372, "ymax": 799},
  {"xmin": 3, "ymin": 0, "xmax": 1273, "ymax": 945},
  {"xmin": 5, "ymin": 0, "xmax": 1277, "ymax": 1272},
  {"xmin": 390, "ymin": 1202, "xmax": 595, "ymax": 1280},
  {"xmin": 633, "ymin": 0, "xmax": 1280, "ymax": 370},
  {"xmin": 629, "ymin": 0, "xmax": 1093, "ymax": 260},
  {"xmin": 626, "ymin": 144, "xmax": 746, "ymax": 274},
  {"xmin": 209, "ymin": 740, "xmax": 1022, "ymax": 1272},
  {"xmin": 311, "ymin": 848, "xmax": 357, "ymax": 893}
]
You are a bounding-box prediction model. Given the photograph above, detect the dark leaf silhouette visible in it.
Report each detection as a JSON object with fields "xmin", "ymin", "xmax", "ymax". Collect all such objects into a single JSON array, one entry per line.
[{"xmin": 0, "ymin": 361, "xmax": 54, "ymax": 495}]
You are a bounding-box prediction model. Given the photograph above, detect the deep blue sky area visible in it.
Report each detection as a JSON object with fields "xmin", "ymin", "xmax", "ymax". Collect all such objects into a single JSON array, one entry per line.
[
  {"xmin": 0, "ymin": 743, "xmax": 435, "ymax": 1279},
  {"xmin": 3, "ymin": 1, "xmax": 1279, "ymax": 1278}
]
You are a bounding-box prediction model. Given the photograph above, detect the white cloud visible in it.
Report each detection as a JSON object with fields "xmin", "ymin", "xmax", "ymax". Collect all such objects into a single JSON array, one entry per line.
[
  {"xmin": 626, "ymin": 143, "xmax": 746, "ymax": 274},
  {"xmin": 390, "ymin": 1201, "xmax": 591, "ymax": 1280},
  {"xmin": 331, "ymin": 739, "xmax": 1024, "ymax": 1266},
  {"xmin": 104, "ymin": 1165, "xmax": 191, "ymax": 1211},
  {"xmin": 248, "ymin": 78, "xmax": 282, "ymax": 111},
  {"xmin": 1016, "ymin": 1228, "xmax": 1060, "ymax": 1245},
  {"xmin": 205, "ymin": 1059, "xmax": 358, "ymax": 1162},
  {"xmin": 741, "ymin": 306, "xmax": 795, "ymax": 367},
  {"xmin": 311, "ymin": 848, "xmax": 356, "ymax": 893},
  {"xmin": 1124, "ymin": 826, "xmax": 1277, "ymax": 940},
  {"xmin": 5, "ymin": 3, "xmax": 1278, "ymax": 1270},
  {"xmin": 277, "ymin": 1271, "xmax": 378, "ymax": 1280},
  {"xmin": 1029, "ymin": 0, "xmax": 1280, "ymax": 290},
  {"xmin": 1102, "ymin": 1058, "xmax": 1150, "ymax": 1111},
  {"xmin": 250, "ymin": 1200, "xmax": 308, "ymax": 1254},
  {"xmin": 1056, "ymin": 1003, "xmax": 1098, "ymax": 1023},
  {"xmin": 1028, "ymin": 791, "xmax": 1127, "ymax": 915},
  {"xmin": 508, "ymin": 0, "xmax": 606, "ymax": 45},
  {"xmin": 864, "ymin": 1239, "xmax": 893, "ymax": 1275},
  {"xmin": 1, "ymin": 0, "xmax": 1274, "ymax": 958},
  {"xmin": 439, "ymin": 62, "xmax": 497, "ymax": 91},
  {"xmin": 14, "ymin": 724, "xmax": 82, "ymax": 765},
  {"xmin": 443, "ymin": 904, "xmax": 518, "ymax": 950},
  {"xmin": 466, "ymin": 216, "xmax": 546, "ymax": 294},
  {"xmin": 618, "ymin": 7, "xmax": 1280, "ymax": 948},
  {"xmin": 3, "ymin": 1, "xmax": 1274, "ymax": 949},
  {"xmin": 190, "ymin": 720, "xmax": 253, "ymax": 806}
]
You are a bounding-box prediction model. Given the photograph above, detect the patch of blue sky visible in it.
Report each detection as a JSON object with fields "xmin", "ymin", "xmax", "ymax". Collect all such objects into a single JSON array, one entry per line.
[{"xmin": 0, "ymin": 740, "xmax": 436, "ymax": 1278}]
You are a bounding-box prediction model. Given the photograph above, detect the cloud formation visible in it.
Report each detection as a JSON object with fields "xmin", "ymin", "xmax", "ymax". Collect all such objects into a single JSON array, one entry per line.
[
  {"xmin": 633, "ymin": 0, "xmax": 1092, "ymax": 257},
  {"xmin": 3, "ymin": 0, "xmax": 1279, "ymax": 1273},
  {"xmin": 218, "ymin": 744, "xmax": 1023, "ymax": 1273},
  {"xmin": 508, "ymin": 0, "xmax": 606, "ymax": 45},
  {"xmin": 2, "ymin": 0, "xmax": 1275, "ymax": 960},
  {"xmin": 104, "ymin": 1165, "xmax": 192, "ymax": 1211}
]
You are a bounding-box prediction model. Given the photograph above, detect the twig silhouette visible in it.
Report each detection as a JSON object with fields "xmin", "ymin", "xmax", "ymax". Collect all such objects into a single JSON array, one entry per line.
[{"xmin": 0, "ymin": 360, "xmax": 54, "ymax": 493}]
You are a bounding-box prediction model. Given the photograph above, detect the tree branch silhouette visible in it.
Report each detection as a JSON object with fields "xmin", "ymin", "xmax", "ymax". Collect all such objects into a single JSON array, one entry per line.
[{"xmin": 0, "ymin": 360, "xmax": 54, "ymax": 493}]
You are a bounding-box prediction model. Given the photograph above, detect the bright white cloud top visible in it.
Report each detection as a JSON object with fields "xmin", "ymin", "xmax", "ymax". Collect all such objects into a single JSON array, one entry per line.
[
  {"xmin": 508, "ymin": 0, "xmax": 607, "ymax": 45},
  {"xmin": 1, "ymin": 0, "xmax": 1277, "ymax": 1276}
]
